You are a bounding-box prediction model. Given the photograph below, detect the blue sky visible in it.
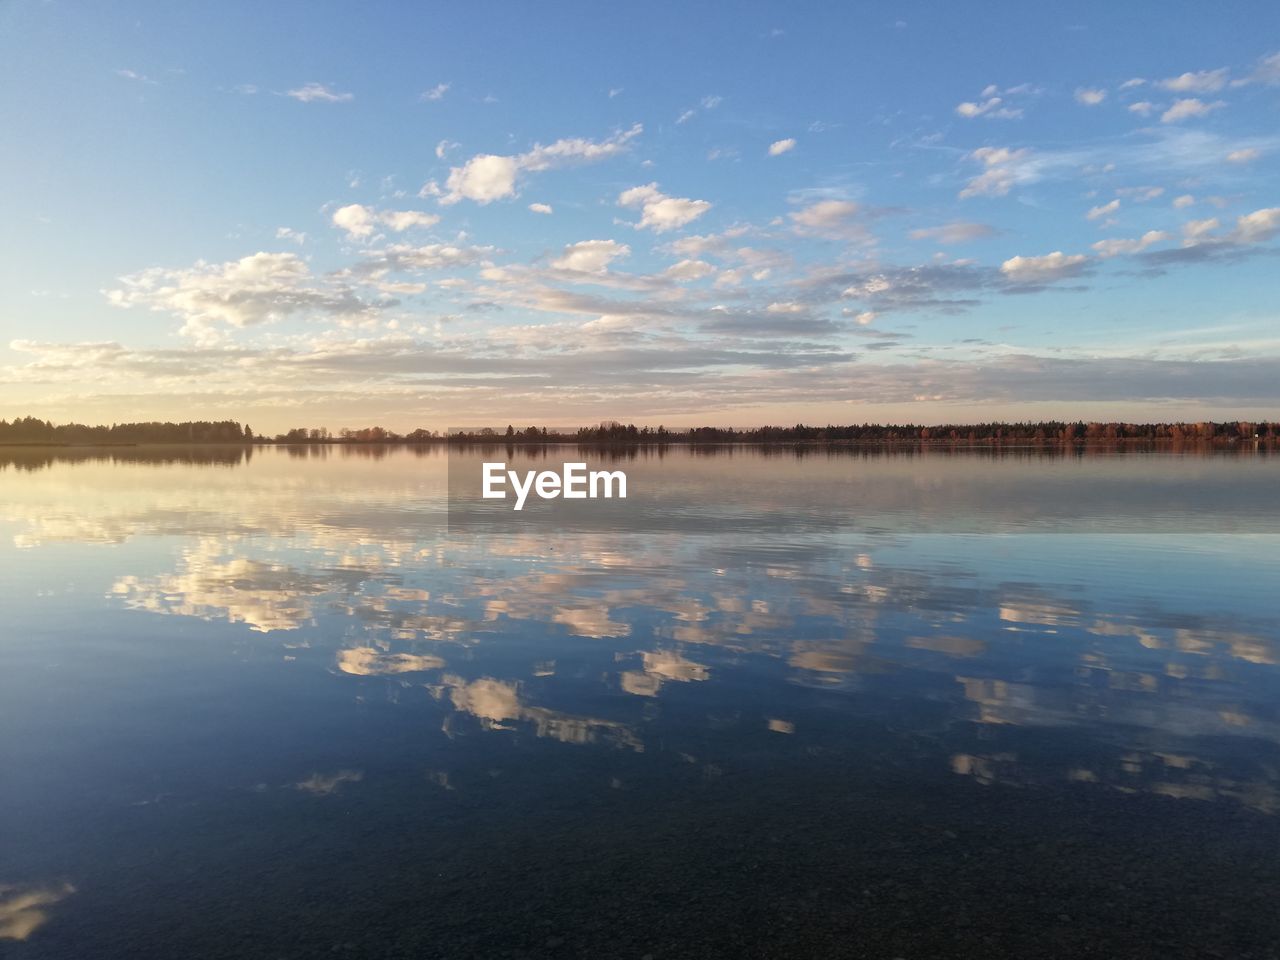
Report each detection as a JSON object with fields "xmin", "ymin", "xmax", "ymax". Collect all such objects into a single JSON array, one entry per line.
[{"xmin": 3, "ymin": 0, "xmax": 1279, "ymax": 430}]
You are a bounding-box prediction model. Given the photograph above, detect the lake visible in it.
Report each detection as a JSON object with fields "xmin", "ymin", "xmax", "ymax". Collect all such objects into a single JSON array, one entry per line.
[{"xmin": 2, "ymin": 444, "xmax": 1279, "ymax": 959}]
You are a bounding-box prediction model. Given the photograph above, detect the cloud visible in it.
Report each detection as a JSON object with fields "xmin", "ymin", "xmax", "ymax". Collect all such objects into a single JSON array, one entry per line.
[
  {"xmin": 105, "ymin": 252, "xmax": 375, "ymax": 343},
  {"xmin": 909, "ymin": 222, "xmax": 996, "ymax": 244},
  {"xmin": 1130, "ymin": 207, "xmax": 1280, "ymax": 267},
  {"xmin": 275, "ymin": 227, "xmax": 307, "ymax": 245},
  {"xmin": 441, "ymin": 154, "xmax": 518, "ymax": 204},
  {"xmin": 1251, "ymin": 51, "xmax": 1280, "ymax": 85},
  {"xmin": 331, "ymin": 204, "xmax": 440, "ymax": 239},
  {"xmin": 1226, "ymin": 148, "xmax": 1261, "ymax": 164},
  {"xmin": 1182, "ymin": 217, "xmax": 1221, "ymax": 242},
  {"xmin": 955, "ymin": 95, "xmax": 1024, "ymax": 120},
  {"xmin": 1157, "ymin": 69, "xmax": 1229, "ymax": 93},
  {"xmin": 617, "ymin": 183, "xmax": 711, "ymax": 233},
  {"xmin": 550, "ymin": 240, "xmax": 631, "ymax": 275},
  {"xmin": 115, "ymin": 68, "xmax": 158, "ymax": 85},
  {"xmin": 1173, "ymin": 194, "xmax": 1195, "ymax": 208},
  {"xmin": 440, "ymin": 124, "xmax": 642, "ymax": 204},
  {"xmin": 663, "ymin": 259, "xmax": 716, "ymax": 281},
  {"xmin": 1091, "ymin": 230, "xmax": 1169, "ymax": 257},
  {"xmin": 356, "ymin": 242, "xmax": 495, "ymax": 274},
  {"xmin": 675, "ymin": 95, "xmax": 724, "ymax": 126},
  {"xmin": 663, "ymin": 225, "xmax": 751, "ymax": 260},
  {"xmin": 296, "ymin": 770, "xmax": 363, "ymax": 795},
  {"xmin": 819, "ymin": 262, "xmax": 993, "ymax": 315},
  {"xmin": 380, "ymin": 210, "xmax": 441, "ymax": 232},
  {"xmin": 1086, "ymin": 199, "xmax": 1120, "ymax": 220},
  {"xmin": 1231, "ymin": 207, "xmax": 1280, "ymax": 244},
  {"xmin": 1115, "ymin": 185, "xmax": 1164, "ymax": 201},
  {"xmin": 528, "ymin": 202, "xmax": 553, "ymax": 215},
  {"xmin": 959, "ymin": 146, "xmax": 1034, "ymax": 199},
  {"xmin": 286, "ymin": 82, "xmax": 353, "ymax": 103},
  {"xmin": 0, "ymin": 883, "xmax": 76, "ymax": 942},
  {"xmin": 768, "ymin": 138, "xmax": 796, "ymax": 156},
  {"xmin": 1074, "ymin": 87, "xmax": 1107, "ymax": 106},
  {"xmin": 999, "ymin": 251, "xmax": 1090, "ymax": 284},
  {"xmin": 420, "ymin": 82, "xmax": 450, "ymax": 101},
  {"xmin": 789, "ymin": 199, "xmax": 869, "ymax": 241},
  {"xmin": 435, "ymin": 139, "xmax": 458, "ymax": 159},
  {"xmin": 1161, "ymin": 98, "xmax": 1224, "ymax": 123},
  {"xmin": 1128, "ymin": 101, "xmax": 1155, "ymax": 116}
]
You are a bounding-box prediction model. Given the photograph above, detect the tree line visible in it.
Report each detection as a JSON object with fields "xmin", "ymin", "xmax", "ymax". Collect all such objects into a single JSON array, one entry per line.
[
  {"xmin": 4, "ymin": 415, "xmax": 1278, "ymax": 446},
  {"xmin": 0, "ymin": 416, "xmax": 253, "ymax": 444}
]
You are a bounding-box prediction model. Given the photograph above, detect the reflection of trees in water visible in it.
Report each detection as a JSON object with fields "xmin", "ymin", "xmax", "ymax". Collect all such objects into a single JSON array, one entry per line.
[{"xmin": 0, "ymin": 445, "xmax": 254, "ymax": 472}]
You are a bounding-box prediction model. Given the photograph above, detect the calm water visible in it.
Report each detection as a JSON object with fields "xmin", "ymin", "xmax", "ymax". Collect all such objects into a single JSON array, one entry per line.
[{"xmin": 2, "ymin": 445, "xmax": 1279, "ymax": 959}]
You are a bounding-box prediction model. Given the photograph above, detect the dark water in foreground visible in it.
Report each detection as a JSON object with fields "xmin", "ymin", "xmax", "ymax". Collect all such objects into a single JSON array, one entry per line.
[{"xmin": 2, "ymin": 445, "xmax": 1279, "ymax": 959}]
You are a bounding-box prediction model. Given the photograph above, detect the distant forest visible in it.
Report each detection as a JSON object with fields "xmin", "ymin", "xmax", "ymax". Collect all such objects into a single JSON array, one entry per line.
[{"xmin": 3, "ymin": 415, "xmax": 1278, "ymax": 446}]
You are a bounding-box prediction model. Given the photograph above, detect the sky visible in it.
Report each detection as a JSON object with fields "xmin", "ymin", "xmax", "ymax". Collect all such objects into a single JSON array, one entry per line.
[{"xmin": 2, "ymin": 0, "xmax": 1279, "ymax": 432}]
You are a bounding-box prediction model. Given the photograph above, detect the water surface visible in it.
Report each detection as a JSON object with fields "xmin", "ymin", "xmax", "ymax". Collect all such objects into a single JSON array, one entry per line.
[{"xmin": 2, "ymin": 445, "xmax": 1279, "ymax": 959}]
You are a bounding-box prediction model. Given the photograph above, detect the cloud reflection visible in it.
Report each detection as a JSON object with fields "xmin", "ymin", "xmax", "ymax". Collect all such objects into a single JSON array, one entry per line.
[{"xmin": 8, "ymin": 446, "xmax": 1280, "ymax": 812}]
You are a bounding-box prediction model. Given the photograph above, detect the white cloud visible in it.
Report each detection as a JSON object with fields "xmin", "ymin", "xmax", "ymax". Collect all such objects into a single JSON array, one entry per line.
[
  {"xmin": 1231, "ymin": 207, "xmax": 1280, "ymax": 244},
  {"xmin": 1119, "ymin": 78, "xmax": 1146, "ymax": 90},
  {"xmin": 789, "ymin": 199, "xmax": 867, "ymax": 240},
  {"xmin": 275, "ymin": 227, "xmax": 307, "ymax": 245},
  {"xmin": 1251, "ymin": 51, "xmax": 1280, "ymax": 85},
  {"xmin": 1160, "ymin": 98, "xmax": 1224, "ymax": 123},
  {"xmin": 959, "ymin": 146, "xmax": 1033, "ymax": 199},
  {"xmin": 379, "ymin": 210, "xmax": 441, "ymax": 232},
  {"xmin": 1086, "ymin": 198, "xmax": 1120, "ymax": 220},
  {"xmin": 768, "ymin": 138, "xmax": 796, "ymax": 156},
  {"xmin": 1074, "ymin": 87, "xmax": 1107, "ymax": 106},
  {"xmin": 1128, "ymin": 101, "xmax": 1155, "ymax": 116},
  {"xmin": 701, "ymin": 94, "xmax": 723, "ymax": 109},
  {"xmin": 440, "ymin": 124, "xmax": 642, "ymax": 204},
  {"xmin": 331, "ymin": 204, "xmax": 440, "ymax": 239},
  {"xmin": 676, "ymin": 109, "xmax": 696, "ymax": 124},
  {"xmin": 663, "ymin": 259, "xmax": 715, "ymax": 282},
  {"xmin": 1115, "ymin": 185, "xmax": 1164, "ymax": 201},
  {"xmin": 1173, "ymin": 194, "xmax": 1195, "ymax": 208},
  {"xmin": 1226, "ymin": 148, "xmax": 1261, "ymax": 164},
  {"xmin": 1157, "ymin": 69, "xmax": 1229, "ymax": 93},
  {"xmin": 1182, "ymin": 217, "xmax": 1220, "ymax": 242},
  {"xmin": 550, "ymin": 240, "xmax": 630, "ymax": 275},
  {"xmin": 664, "ymin": 225, "xmax": 751, "ymax": 260},
  {"xmin": 104, "ymin": 252, "xmax": 371, "ymax": 343},
  {"xmin": 528, "ymin": 202, "xmax": 553, "ymax": 215},
  {"xmin": 435, "ymin": 140, "xmax": 459, "ymax": 159},
  {"xmin": 954, "ymin": 97, "xmax": 1023, "ymax": 120},
  {"xmin": 909, "ymin": 222, "xmax": 996, "ymax": 244},
  {"xmin": 116, "ymin": 68, "xmax": 158, "ymax": 85},
  {"xmin": 420, "ymin": 83, "xmax": 450, "ymax": 102},
  {"xmin": 1091, "ymin": 230, "xmax": 1169, "ymax": 257},
  {"xmin": 361, "ymin": 242, "xmax": 494, "ymax": 273},
  {"xmin": 1000, "ymin": 251, "xmax": 1089, "ymax": 283},
  {"xmin": 286, "ymin": 82, "xmax": 353, "ymax": 103},
  {"xmin": 617, "ymin": 183, "xmax": 711, "ymax": 233},
  {"xmin": 442, "ymin": 154, "xmax": 519, "ymax": 204}
]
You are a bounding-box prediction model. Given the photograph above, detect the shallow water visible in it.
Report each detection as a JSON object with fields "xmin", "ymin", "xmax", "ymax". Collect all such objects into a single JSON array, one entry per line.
[{"xmin": 2, "ymin": 445, "xmax": 1279, "ymax": 959}]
